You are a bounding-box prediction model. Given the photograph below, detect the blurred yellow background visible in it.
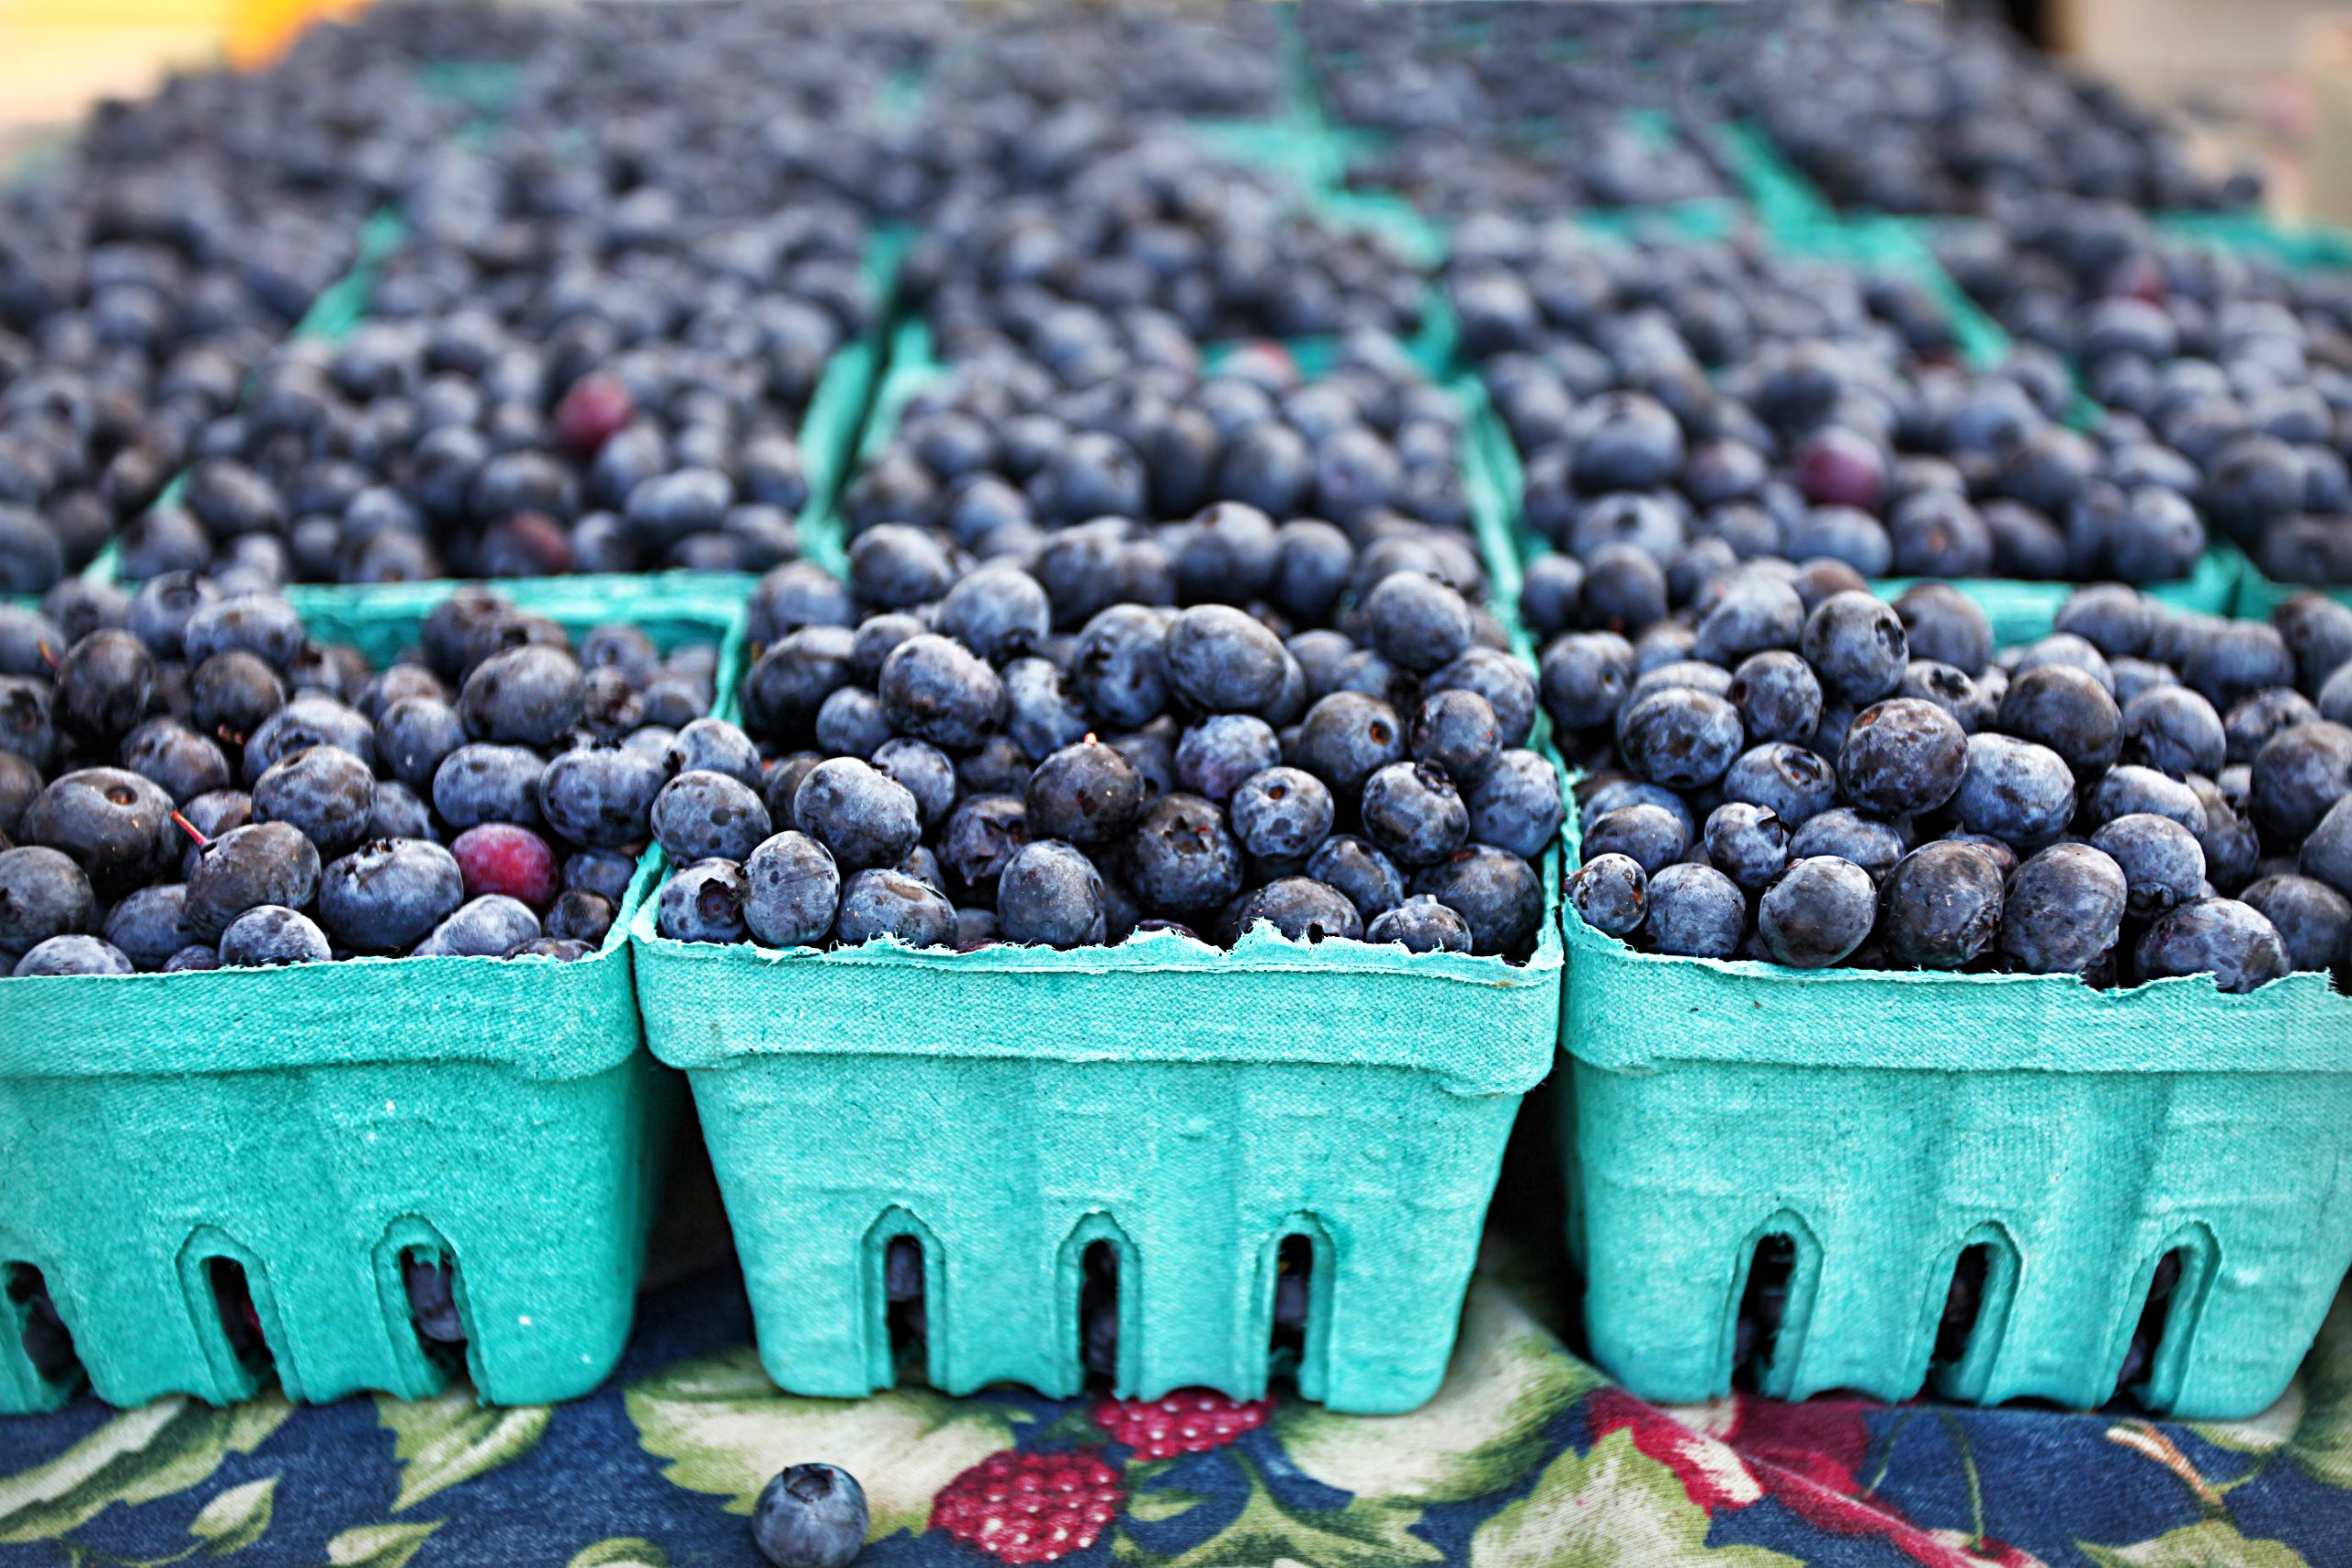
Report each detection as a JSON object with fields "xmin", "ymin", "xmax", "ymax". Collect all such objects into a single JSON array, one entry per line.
[{"xmin": 0, "ymin": 0, "xmax": 359, "ymax": 140}]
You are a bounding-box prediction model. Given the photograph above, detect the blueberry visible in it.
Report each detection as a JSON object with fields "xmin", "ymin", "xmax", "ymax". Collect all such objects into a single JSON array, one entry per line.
[
  {"xmin": 1001, "ymin": 658, "xmax": 1091, "ymax": 761},
  {"xmin": 1175, "ymin": 715, "xmax": 1282, "ymax": 804},
  {"xmin": 1584, "ymin": 802, "xmax": 1690, "ymax": 878},
  {"xmin": 934, "ymin": 793, "xmax": 1027, "ymax": 906},
  {"xmin": 833, "ymin": 868, "xmax": 954, "ymax": 948},
  {"xmin": 871, "ymin": 738, "xmax": 958, "ymax": 830},
  {"xmin": 413, "ymin": 895, "xmax": 542, "ymax": 959},
  {"xmin": 2001, "ymin": 843, "xmax": 2128, "ymax": 976},
  {"xmin": 1126, "ymin": 793, "xmax": 1245, "ymax": 915},
  {"xmin": 2086, "ymin": 765, "xmax": 2206, "ymax": 835},
  {"xmin": 2225, "ymin": 688, "xmax": 2320, "ymax": 766},
  {"xmin": 537, "ymin": 743, "xmax": 665, "ymax": 852},
  {"xmin": 0, "ymin": 676, "xmax": 55, "ymax": 772},
  {"xmin": 847, "ymin": 525, "xmax": 956, "ymax": 612},
  {"xmin": 2183, "ymin": 621, "xmax": 2296, "ymax": 713},
  {"xmin": 1072, "ymin": 605, "xmax": 1171, "ymax": 729},
  {"xmin": 1568, "ymin": 852, "xmax": 1648, "ymax": 937},
  {"xmin": 457, "ymin": 644, "xmax": 586, "ymax": 748},
  {"xmin": 1366, "ymin": 895, "xmax": 1474, "ymax": 953},
  {"xmin": 2239, "ymin": 874, "xmax": 2352, "ymax": 974},
  {"xmin": 434, "ymin": 743, "xmax": 546, "ymax": 831},
  {"xmin": 1538, "ymin": 632, "xmax": 1636, "ymax": 737},
  {"xmin": 52, "ymin": 629, "xmax": 154, "ymax": 744},
  {"xmin": 752, "ymin": 1464, "xmax": 868, "ymax": 1568},
  {"xmin": 1427, "ymin": 647, "xmax": 1539, "ymax": 748},
  {"xmin": 2301, "ymin": 795, "xmax": 2352, "ymax": 900},
  {"xmin": 2135, "ymin": 898, "xmax": 2291, "ymax": 993},
  {"xmin": 809, "ymin": 686, "xmax": 890, "ymax": 760},
  {"xmin": 995, "ymin": 840, "xmax": 1108, "ymax": 949},
  {"xmin": 1756, "ymin": 855, "xmax": 1875, "ymax": 968},
  {"xmin": 251, "ymin": 745, "xmax": 375, "ymax": 860},
  {"xmin": 1363, "ymin": 572, "xmax": 1474, "ymax": 675},
  {"xmin": 1294, "ymin": 693, "xmax": 1406, "ymax": 793},
  {"xmin": 2090, "ymin": 813, "xmax": 2206, "ymax": 920},
  {"xmin": 1787, "ymin": 807, "xmax": 1906, "ymax": 885},
  {"xmin": 23, "ymin": 768, "xmax": 177, "ymax": 896},
  {"xmin": 2249, "ymin": 722, "xmax": 2352, "ymax": 842},
  {"xmin": 658, "ymin": 858, "xmax": 752, "ymax": 943},
  {"xmin": 100, "ymin": 883, "xmax": 194, "ymax": 971},
  {"xmin": 1642, "ymin": 863, "xmax": 1746, "ymax": 958},
  {"xmin": 1305, "ymin": 835, "xmax": 1405, "ymax": 922},
  {"xmin": 1230, "ymin": 876, "xmax": 1364, "ymax": 945},
  {"xmin": 1703, "ymin": 803, "xmax": 1790, "ymax": 895},
  {"xmin": 1360, "ymin": 761, "xmax": 1471, "ymax": 867},
  {"xmin": 1218, "ymin": 765, "xmax": 1329, "ymax": 861},
  {"xmin": 741, "ymin": 831, "xmax": 842, "ymax": 949},
  {"xmin": 1721, "ymin": 649, "xmax": 1825, "ymax": 747},
  {"xmin": 15, "ymin": 934, "xmax": 134, "ymax": 976},
  {"xmin": 1894, "ymin": 583, "xmax": 1993, "ymax": 676},
  {"xmin": 650, "ymin": 770, "xmax": 774, "ymax": 865},
  {"xmin": 793, "ymin": 759, "xmax": 922, "ymax": 872},
  {"xmin": 0, "ymin": 751, "xmax": 36, "ymax": 840},
  {"xmin": 1721, "ymin": 742, "xmax": 1838, "ymax": 828},
  {"xmin": 1411, "ymin": 689, "xmax": 1501, "ymax": 786},
  {"xmin": 939, "ymin": 563, "xmax": 1050, "ymax": 665},
  {"xmin": 543, "ymin": 887, "xmax": 617, "ymax": 946},
  {"xmin": 194, "ymin": 649, "xmax": 294, "ymax": 749},
  {"xmin": 1881, "ymin": 841, "xmax": 2005, "ymax": 970},
  {"xmin": 1464, "ymin": 750, "xmax": 1562, "ymax": 862},
  {"xmin": 1800, "ymin": 592, "xmax": 1907, "ymax": 705},
  {"xmin": 0, "ymin": 846, "xmax": 95, "ymax": 957},
  {"xmin": 2120, "ymin": 685, "xmax": 2225, "ymax": 778},
  {"xmin": 1164, "ymin": 604, "xmax": 1289, "ymax": 715},
  {"xmin": 319, "ymin": 839, "xmax": 466, "ymax": 953},
  {"xmin": 1692, "ymin": 574, "xmax": 1804, "ymax": 667},
  {"xmin": 1952, "ymin": 733, "xmax": 2077, "ymax": 847},
  {"xmin": 1838, "ymin": 697, "xmax": 1966, "ymax": 817},
  {"xmin": 1617, "ymin": 687, "xmax": 1743, "ymax": 789},
  {"xmin": 244, "ymin": 697, "xmax": 376, "ymax": 783},
  {"xmin": 1412, "ymin": 845, "xmax": 1543, "ymax": 955},
  {"xmin": 186, "ymin": 593, "xmax": 305, "ymax": 671},
  {"xmin": 220, "ymin": 905, "xmax": 332, "ymax": 967},
  {"xmin": 120, "ymin": 719, "xmax": 232, "ymax": 805},
  {"xmin": 879, "ymin": 634, "xmax": 1004, "ymax": 750}
]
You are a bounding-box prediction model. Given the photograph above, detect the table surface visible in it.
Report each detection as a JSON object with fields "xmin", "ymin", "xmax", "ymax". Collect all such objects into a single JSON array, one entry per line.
[{"xmin": 0, "ymin": 1245, "xmax": 2345, "ymax": 1568}]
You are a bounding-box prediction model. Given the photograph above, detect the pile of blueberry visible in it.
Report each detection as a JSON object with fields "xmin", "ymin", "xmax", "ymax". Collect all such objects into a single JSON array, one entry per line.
[
  {"xmin": 899, "ymin": 136, "xmax": 1429, "ymax": 350},
  {"xmin": 1555, "ymin": 577, "xmax": 2352, "ymax": 991},
  {"xmin": 0, "ymin": 581, "xmax": 717, "ymax": 976},
  {"xmin": 1940, "ymin": 201, "xmax": 2352, "ymax": 588},
  {"xmin": 652, "ymin": 342, "xmax": 1559, "ymax": 960},
  {"xmin": 0, "ymin": 24, "xmax": 463, "ymax": 593},
  {"xmin": 1342, "ymin": 123, "xmax": 1727, "ymax": 221},
  {"xmin": 1453, "ymin": 221, "xmax": 2216, "ymax": 593},
  {"xmin": 925, "ymin": 4, "xmax": 1287, "ymax": 122}
]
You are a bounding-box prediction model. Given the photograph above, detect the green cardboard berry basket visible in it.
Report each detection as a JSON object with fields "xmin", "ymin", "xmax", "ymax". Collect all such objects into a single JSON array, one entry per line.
[
  {"xmin": 1553, "ymin": 801, "xmax": 2352, "ymax": 1418},
  {"xmin": 629, "ymin": 364, "xmax": 1564, "ymax": 1416},
  {"xmin": 0, "ymin": 577, "xmax": 747, "ymax": 1414}
]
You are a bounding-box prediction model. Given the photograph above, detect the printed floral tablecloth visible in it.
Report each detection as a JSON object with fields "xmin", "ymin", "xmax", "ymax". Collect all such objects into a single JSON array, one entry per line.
[{"xmin": 2, "ymin": 1257, "xmax": 2347, "ymax": 1568}]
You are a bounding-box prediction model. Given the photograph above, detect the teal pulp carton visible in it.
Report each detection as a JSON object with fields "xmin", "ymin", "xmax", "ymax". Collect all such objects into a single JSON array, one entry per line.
[
  {"xmin": 632, "ymin": 366, "xmax": 1565, "ymax": 1416},
  {"xmin": 0, "ymin": 577, "xmax": 737, "ymax": 1413}
]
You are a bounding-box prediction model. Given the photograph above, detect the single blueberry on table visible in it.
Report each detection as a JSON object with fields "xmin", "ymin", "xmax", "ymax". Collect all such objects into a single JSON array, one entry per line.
[{"xmin": 752, "ymin": 1463, "xmax": 868, "ymax": 1568}]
